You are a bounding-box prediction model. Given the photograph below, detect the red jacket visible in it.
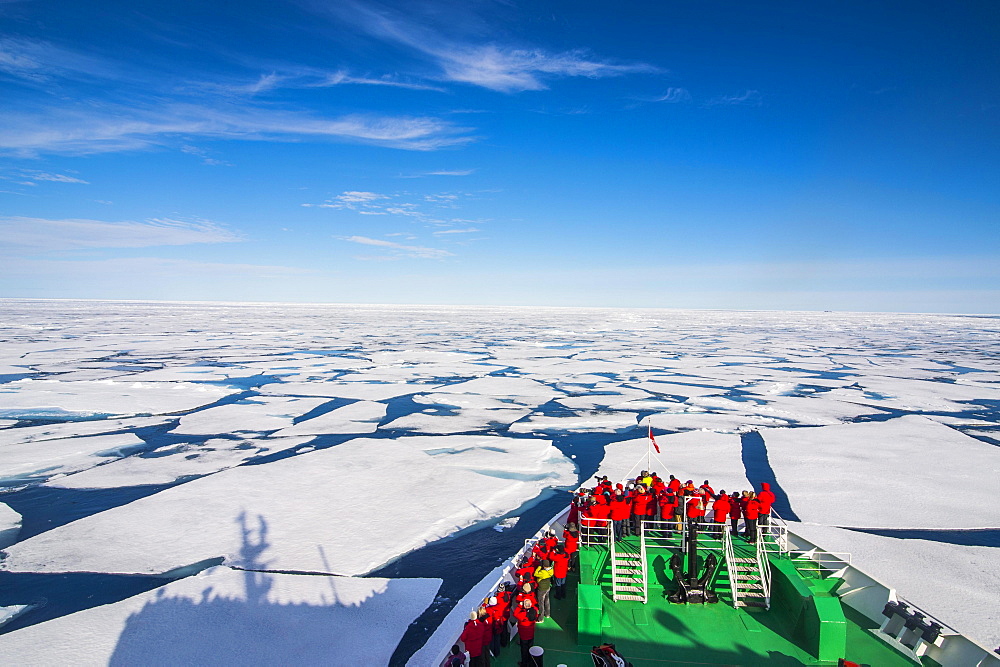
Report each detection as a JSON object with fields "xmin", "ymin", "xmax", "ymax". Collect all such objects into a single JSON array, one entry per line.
[
  {"xmin": 563, "ymin": 531, "xmax": 578, "ymax": 554},
  {"xmin": 743, "ymin": 498, "xmax": 760, "ymax": 520},
  {"xmin": 552, "ymin": 552, "xmax": 570, "ymax": 578},
  {"xmin": 631, "ymin": 491, "xmax": 654, "ymax": 516},
  {"xmin": 609, "ymin": 497, "xmax": 631, "ymax": 521},
  {"xmin": 712, "ymin": 496, "xmax": 731, "ymax": 523},
  {"xmin": 668, "ymin": 478, "xmax": 681, "ymax": 492},
  {"xmin": 460, "ymin": 619, "xmax": 486, "ymax": 657},
  {"xmin": 512, "ymin": 604, "xmax": 538, "ymax": 641},
  {"xmin": 757, "ymin": 483, "xmax": 775, "ymax": 514},
  {"xmin": 588, "ymin": 502, "xmax": 611, "ymax": 520},
  {"xmin": 728, "ymin": 495, "xmax": 742, "ymax": 519},
  {"xmin": 685, "ymin": 497, "xmax": 705, "ymax": 519}
]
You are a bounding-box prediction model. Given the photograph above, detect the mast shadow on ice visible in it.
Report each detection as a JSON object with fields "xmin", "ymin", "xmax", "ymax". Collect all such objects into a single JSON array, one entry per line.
[{"xmin": 106, "ymin": 511, "xmax": 412, "ymax": 665}]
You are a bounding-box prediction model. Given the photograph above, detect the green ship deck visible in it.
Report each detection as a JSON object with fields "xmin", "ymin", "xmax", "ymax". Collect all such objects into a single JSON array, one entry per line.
[{"xmin": 493, "ymin": 533, "xmax": 923, "ymax": 667}]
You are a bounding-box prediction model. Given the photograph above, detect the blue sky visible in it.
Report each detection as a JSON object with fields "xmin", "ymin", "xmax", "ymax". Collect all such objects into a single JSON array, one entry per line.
[{"xmin": 2, "ymin": 0, "xmax": 998, "ymax": 312}]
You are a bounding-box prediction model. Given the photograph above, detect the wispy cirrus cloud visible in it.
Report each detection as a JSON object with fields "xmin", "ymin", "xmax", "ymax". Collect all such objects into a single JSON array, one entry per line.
[
  {"xmin": 302, "ymin": 189, "xmax": 480, "ymax": 228},
  {"xmin": 201, "ymin": 67, "xmax": 445, "ymax": 97},
  {"xmin": 325, "ymin": 2, "xmax": 657, "ymax": 93},
  {"xmin": 654, "ymin": 87, "xmax": 692, "ymax": 103},
  {"xmin": 339, "ymin": 234, "xmax": 453, "ymax": 259},
  {"xmin": 703, "ymin": 89, "xmax": 763, "ymax": 108},
  {"xmin": 432, "ymin": 227, "xmax": 480, "ymax": 235},
  {"xmin": 0, "ymin": 36, "xmax": 120, "ymax": 84},
  {"xmin": 0, "ymin": 215, "xmax": 241, "ymax": 252},
  {"xmin": 0, "ymin": 103, "xmax": 474, "ymax": 156},
  {"xmin": 401, "ymin": 169, "xmax": 476, "ymax": 178}
]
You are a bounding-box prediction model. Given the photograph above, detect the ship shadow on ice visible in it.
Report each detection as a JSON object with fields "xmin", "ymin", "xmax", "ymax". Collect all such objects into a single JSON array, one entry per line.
[{"xmin": 107, "ymin": 511, "xmax": 401, "ymax": 666}]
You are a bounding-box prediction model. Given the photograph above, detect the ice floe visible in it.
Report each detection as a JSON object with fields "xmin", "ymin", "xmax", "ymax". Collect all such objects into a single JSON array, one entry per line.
[
  {"xmin": 272, "ymin": 401, "xmax": 386, "ymax": 436},
  {"xmin": 0, "ymin": 416, "xmax": 170, "ymax": 448},
  {"xmin": 170, "ymin": 396, "xmax": 328, "ymax": 435},
  {"xmin": 383, "ymin": 408, "xmax": 532, "ymax": 434},
  {"xmin": 508, "ymin": 412, "xmax": 638, "ymax": 433},
  {"xmin": 0, "ymin": 379, "xmax": 237, "ymax": 420},
  {"xmin": 0, "ymin": 432, "xmax": 146, "ymax": 484},
  {"xmin": 0, "ymin": 501, "xmax": 21, "ymax": 549},
  {"xmin": 258, "ymin": 381, "xmax": 438, "ymax": 401},
  {"xmin": 45, "ymin": 436, "xmax": 314, "ymax": 489},
  {"xmin": 595, "ymin": 432, "xmax": 751, "ymax": 491},
  {"xmin": 1, "ymin": 435, "xmax": 576, "ymax": 576},
  {"xmin": 0, "ymin": 566, "xmax": 441, "ymax": 665},
  {"xmin": 762, "ymin": 415, "xmax": 1000, "ymax": 529}
]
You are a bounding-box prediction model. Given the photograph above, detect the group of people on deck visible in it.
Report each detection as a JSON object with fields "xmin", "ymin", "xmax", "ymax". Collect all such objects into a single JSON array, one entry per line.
[
  {"xmin": 449, "ymin": 472, "xmax": 779, "ymax": 667},
  {"xmin": 574, "ymin": 472, "xmax": 777, "ymax": 543},
  {"xmin": 449, "ymin": 524, "xmax": 580, "ymax": 667}
]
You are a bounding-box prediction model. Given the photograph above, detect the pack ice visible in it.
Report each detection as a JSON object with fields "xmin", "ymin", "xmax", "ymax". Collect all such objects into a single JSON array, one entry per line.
[{"xmin": 1, "ymin": 435, "xmax": 576, "ymax": 576}]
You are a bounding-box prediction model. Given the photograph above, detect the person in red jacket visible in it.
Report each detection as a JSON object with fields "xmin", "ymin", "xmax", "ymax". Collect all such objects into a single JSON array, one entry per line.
[
  {"xmin": 667, "ymin": 475, "xmax": 681, "ymax": 493},
  {"xmin": 685, "ymin": 494, "xmax": 705, "ymax": 531},
  {"xmin": 551, "ymin": 545, "xmax": 570, "ymax": 599},
  {"xmin": 711, "ymin": 490, "xmax": 730, "ymax": 538},
  {"xmin": 630, "ymin": 485, "xmax": 654, "ymax": 535},
  {"xmin": 512, "ymin": 599, "xmax": 538, "ymax": 666},
  {"xmin": 585, "ymin": 494, "xmax": 611, "ymax": 542},
  {"xmin": 608, "ymin": 491, "xmax": 631, "ymax": 540},
  {"xmin": 484, "ymin": 595, "xmax": 507, "ymax": 654},
  {"xmin": 757, "ymin": 482, "xmax": 776, "ymax": 526},
  {"xmin": 460, "ymin": 611, "xmax": 488, "ymax": 667},
  {"xmin": 657, "ymin": 488, "xmax": 678, "ymax": 533},
  {"xmin": 563, "ymin": 524, "xmax": 579, "ymax": 569},
  {"xmin": 742, "ymin": 491, "xmax": 760, "ymax": 542},
  {"xmin": 477, "ymin": 607, "xmax": 494, "ymax": 667},
  {"xmin": 514, "ymin": 582, "xmax": 537, "ymax": 608},
  {"xmin": 728, "ymin": 491, "xmax": 742, "ymax": 537}
]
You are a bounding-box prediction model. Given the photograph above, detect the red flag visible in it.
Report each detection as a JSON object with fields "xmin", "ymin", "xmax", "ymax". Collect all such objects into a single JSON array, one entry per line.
[{"xmin": 648, "ymin": 423, "xmax": 660, "ymax": 453}]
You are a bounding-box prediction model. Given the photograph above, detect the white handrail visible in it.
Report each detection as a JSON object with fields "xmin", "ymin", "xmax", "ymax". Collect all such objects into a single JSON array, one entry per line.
[
  {"xmin": 755, "ymin": 523, "xmax": 772, "ymax": 609},
  {"xmin": 722, "ymin": 523, "xmax": 740, "ymax": 607}
]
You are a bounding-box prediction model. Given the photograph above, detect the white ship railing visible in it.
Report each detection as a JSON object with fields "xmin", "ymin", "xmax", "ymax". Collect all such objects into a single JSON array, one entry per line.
[
  {"xmin": 755, "ymin": 529, "xmax": 772, "ymax": 609},
  {"xmin": 722, "ymin": 523, "xmax": 740, "ymax": 607}
]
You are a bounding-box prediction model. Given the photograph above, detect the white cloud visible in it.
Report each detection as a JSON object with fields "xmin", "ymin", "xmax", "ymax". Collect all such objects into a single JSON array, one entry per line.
[
  {"xmin": 16, "ymin": 170, "xmax": 90, "ymax": 184},
  {"xmin": 654, "ymin": 87, "xmax": 691, "ymax": 103},
  {"xmin": 0, "ymin": 216, "xmax": 241, "ymax": 252},
  {"xmin": 0, "ymin": 103, "xmax": 474, "ymax": 156},
  {"xmin": 406, "ymin": 169, "xmax": 475, "ymax": 177},
  {"xmin": 432, "ymin": 227, "xmax": 480, "ymax": 235},
  {"xmin": 203, "ymin": 67, "xmax": 445, "ymax": 97},
  {"xmin": 331, "ymin": 3, "xmax": 657, "ymax": 93},
  {"xmin": 339, "ymin": 235, "xmax": 453, "ymax": 259},
  {"xmin": 0, "ymin": 37, "xmax": 117, "ymax": 83},
  {"xmin": 703, "ymin": 90, "xmax": 763, "ymax": 107}
]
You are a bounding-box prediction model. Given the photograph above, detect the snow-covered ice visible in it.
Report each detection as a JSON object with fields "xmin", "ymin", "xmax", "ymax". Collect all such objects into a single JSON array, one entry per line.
[
  {"xmin": 271, "ymin": 400, "xmax": 386, "ymax": 436},
  {"xmin": 383, "ymin": 408, "xmax": 533, "ymax": 434},
  {"xmin": 508, "ymin": 412, "xmax": 638, "ymax": 433},
  {"xmin": 0, "ymin": 417, "xmax": 170, "ymax": 447},
  {"xmin": 257, "ymin": 380, "xmax": 439, "ymax": 401},
  {"xmin": 762, "ymin": 415, "xmax": 1000, "ymax": 528},
  {"xmin": 45, "ymin": 436, "xmax": 314, "ymax": 489},
  {"xmin": 0, "ymin": 379, "xmax": 237, "ymax": 420},
  {"xmin": 595, "ymin": 432, "xmax": 751, "ymax": 492},
  {"xmin": 1, "ymin": 435, "xmax": 576, "ymax": 576},
  {"xmin": 0, "ymin": 565, "xmax": 441, "ymax": 666},
  {"xmin": 0, "ymin": 501, "xmax": 21, "ymax": 549},
  {"xmin": 0, "ymin": 432, "xmax": 146, "ymax": 483},
  {"xmin": 170, "ymin": 396, "xmax": 328, "ymax": 435}
]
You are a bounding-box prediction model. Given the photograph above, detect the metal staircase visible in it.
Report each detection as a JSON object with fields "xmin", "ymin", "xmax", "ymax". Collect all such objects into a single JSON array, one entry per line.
[{"xmin": 610, "ymin": 538, "xmax": 646, "ymax": 602}]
